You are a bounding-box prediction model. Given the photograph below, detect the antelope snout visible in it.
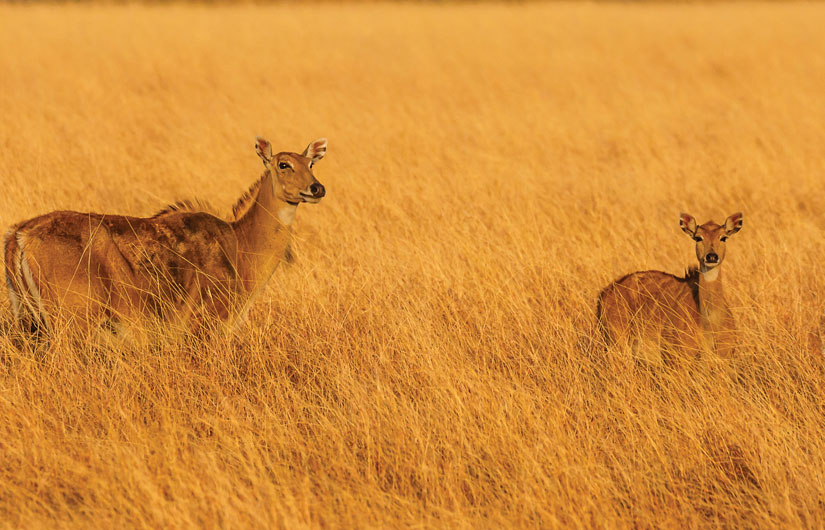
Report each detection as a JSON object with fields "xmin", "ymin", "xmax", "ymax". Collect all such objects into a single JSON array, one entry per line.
[
  {"xmin": 704, "ymin": 252, "xmax": 719, "ymax": 264},
  {"xmin": 299, "ymin": 181, "xmax": 326, "ymax": 204},
  {"xmin": 310, "ymin": 182, "xmax": 325, "ymax": 198}
]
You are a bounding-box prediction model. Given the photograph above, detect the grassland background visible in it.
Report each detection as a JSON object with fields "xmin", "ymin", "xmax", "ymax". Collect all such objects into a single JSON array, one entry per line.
[{"xmin": 1, "ymin": 2, "xmax": 825, "ymax": 528}]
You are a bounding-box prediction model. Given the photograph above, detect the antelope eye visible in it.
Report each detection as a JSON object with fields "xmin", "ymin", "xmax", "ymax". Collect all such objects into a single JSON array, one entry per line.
[
  {"xmin": 278, "ymin": 162, "xmax": 290, "ymax": 170},
  {"xmin": 693, "ymin": 236, "xmax": 703, "ymax": 242},
  {"xmin": 309, "ymin": 161, "xmax": 314, "ymax": 168},
  {"xmin": 720, "ymin": 236, "xmax": 728, "ymax": 242}
]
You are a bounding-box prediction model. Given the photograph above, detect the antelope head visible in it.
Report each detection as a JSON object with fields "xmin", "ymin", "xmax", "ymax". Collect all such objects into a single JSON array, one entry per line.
[
  {"xmin": 680, "ymin": 212, "xmax": 743, "ymax": 273},
  {"xmin": 256, "ymin": 137, "xmax": 327, "ymax": 205}
]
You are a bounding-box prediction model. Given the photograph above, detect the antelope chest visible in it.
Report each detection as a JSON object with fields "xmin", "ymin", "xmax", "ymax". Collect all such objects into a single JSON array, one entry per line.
[{"xmin": 702, "ymin": 306, "xmax": 726, "ymax": 328}]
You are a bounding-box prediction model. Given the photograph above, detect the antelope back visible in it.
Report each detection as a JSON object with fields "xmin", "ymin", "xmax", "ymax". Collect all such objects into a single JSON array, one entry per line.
[{"xmin": 4, "ymin": 210, "xmax": 241, "ymax": 331}]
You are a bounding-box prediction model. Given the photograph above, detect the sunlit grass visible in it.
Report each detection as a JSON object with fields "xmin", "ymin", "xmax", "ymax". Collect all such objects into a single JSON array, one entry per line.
[{"xmin": 1, "ymin": 2, "xmax": 825, "ymax": 527}]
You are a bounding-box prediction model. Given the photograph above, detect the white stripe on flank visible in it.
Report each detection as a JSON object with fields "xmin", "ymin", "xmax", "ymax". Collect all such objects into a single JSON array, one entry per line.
[
  {"xmin": 14, "ymin": 235, "xmax": 37, "ymax": 320},
  {"xmin": 6, "ymin": 273, "xmax": 21, "ymax": 319},
  {"xmin": 3, "ymin": 230, "xmax": 21, "ymax": 319},
  {"xmin": 17, "ymin": 233, "xmax": 46, "ymax": 326}
]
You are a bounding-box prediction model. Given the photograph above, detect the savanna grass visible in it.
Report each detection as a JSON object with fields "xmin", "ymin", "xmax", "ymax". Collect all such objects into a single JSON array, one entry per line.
[{"xmin": 1, "ymin": 2, "xmax": 824, "ymax": 527}]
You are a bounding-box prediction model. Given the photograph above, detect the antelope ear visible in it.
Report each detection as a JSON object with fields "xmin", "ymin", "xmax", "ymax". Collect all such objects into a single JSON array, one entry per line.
[
  {"xmin": 255, "ymin": 137, "xmax": 273, "ymax": 165},
  {"xmin": 724, "ymin": 212, "xmax": 743, "ymax": 236},
  {"xmin": 302, "ymin": 138, "xmax": 327, "ymax": 163},
  {"xmin": 680, "ymin": 213, "xmax": 697, "ymax": 236}
]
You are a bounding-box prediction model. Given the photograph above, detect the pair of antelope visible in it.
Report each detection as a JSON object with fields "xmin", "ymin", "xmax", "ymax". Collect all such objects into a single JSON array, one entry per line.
[{"xmin": 2, "ymin": 135, "xmax": 742, "ymax": 361}]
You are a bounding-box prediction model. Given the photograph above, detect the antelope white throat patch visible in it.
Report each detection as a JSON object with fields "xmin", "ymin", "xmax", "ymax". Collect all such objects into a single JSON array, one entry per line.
[
  {"xmin": 702, "ymin": 267, "xmax": 720, "ymax": 282},
  {"xmin": 278, "ymin": 203, "xmax": 298, "ymax": 225}
]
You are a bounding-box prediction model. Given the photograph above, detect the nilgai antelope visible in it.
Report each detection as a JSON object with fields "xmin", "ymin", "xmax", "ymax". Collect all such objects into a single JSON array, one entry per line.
[
  {"xmin": 3, "ymin": 137, "xmax": 327, "ymax": 338},
  {"xmin": 597, "ymin": 212, "xmax": 743, "ymax": 362}
]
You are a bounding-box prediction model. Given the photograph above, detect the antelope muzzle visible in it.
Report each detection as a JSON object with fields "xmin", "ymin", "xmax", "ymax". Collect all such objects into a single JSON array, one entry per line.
[{"xmin": 300, "ymin": 181, "xmax": 326, "ymax": 203}]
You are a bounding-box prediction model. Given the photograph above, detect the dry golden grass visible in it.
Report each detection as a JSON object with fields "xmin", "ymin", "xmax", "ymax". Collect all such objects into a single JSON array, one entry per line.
[{"xmin": 1, "ymin": 2, "xmax": 825, "ymax": 527}]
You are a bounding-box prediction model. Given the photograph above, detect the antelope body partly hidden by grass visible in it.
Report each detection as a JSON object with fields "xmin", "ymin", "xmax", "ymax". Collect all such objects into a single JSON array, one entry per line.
[
  {"xmin": 3, "ymin": 137, "xmax": 327, "ymax": 339},
  {"xmin": 597, "ymin": 212, "xmax": 743, "ymax": 363}
]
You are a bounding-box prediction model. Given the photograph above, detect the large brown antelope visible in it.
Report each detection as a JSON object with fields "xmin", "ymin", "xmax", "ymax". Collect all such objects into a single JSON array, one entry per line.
[
  {"xmin": 597, "ymin": 212, "xmax": 743, "ymax": 363},
  {"xmin": 3, "ymin": 137, "xmax": 327, "ymax": 339}
]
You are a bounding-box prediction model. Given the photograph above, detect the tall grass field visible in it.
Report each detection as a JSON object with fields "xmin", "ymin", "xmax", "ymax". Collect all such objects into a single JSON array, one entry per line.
[{"xmin": 1, "ymin": 3, "xmax": 825, "ymax": 527}]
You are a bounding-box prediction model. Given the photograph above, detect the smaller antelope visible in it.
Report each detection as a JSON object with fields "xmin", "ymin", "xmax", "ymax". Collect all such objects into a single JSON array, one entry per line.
[
  {"xmin": 4, "ymin": 137, "xmax": 327, "ymax": 339},
  {"xmin": 597, "ymin": 212, "xmax": 743, "ymax": 362}
]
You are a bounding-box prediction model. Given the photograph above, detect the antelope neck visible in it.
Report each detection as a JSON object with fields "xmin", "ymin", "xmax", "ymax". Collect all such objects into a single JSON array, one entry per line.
[
  {"xmin": 234, "ymin": 172, "xmax": 298, "ymax": 230},
  {"xmin": 231, "ymin": 171, "xmax": 295, "ymax": 293},
  {"xmin": 698, "ymin": 266, "xmax": 726, "ymax": 323}
]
